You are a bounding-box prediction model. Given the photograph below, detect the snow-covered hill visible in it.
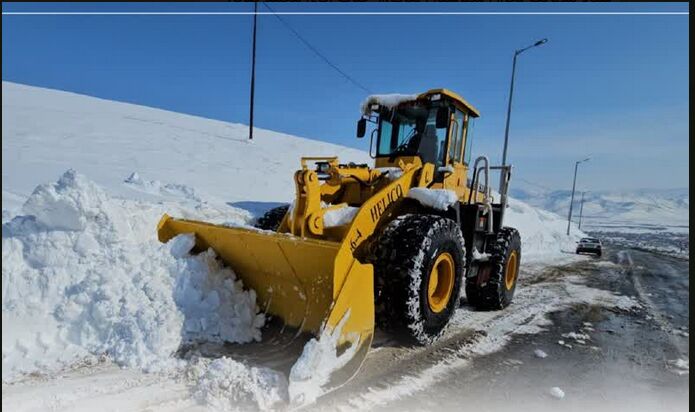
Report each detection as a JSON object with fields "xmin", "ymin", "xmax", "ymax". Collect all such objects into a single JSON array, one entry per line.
[
  {"xmin": 1, "ymin": 81, "xmax": 370, "ymax": 209},
  {"xmin": 511, "ymin": 182, "xmax": 689, "ymax": 233},
  {"xmin": 2, "ymin": 82, "xmax": 585, "ymax": 409}
]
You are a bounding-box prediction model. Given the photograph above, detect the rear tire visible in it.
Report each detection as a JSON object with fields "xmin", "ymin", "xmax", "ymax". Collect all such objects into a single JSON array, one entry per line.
[
  {"xmin": 254, "ymin": 205, "xmax": 289, "ymax": 231},
  {"xmin": 374, "ymin": 214, "xmax": 466, "ymax": 344},
  {"xmin": 466, "ymin": 227, "xmax": 521, "ymax": 310}
]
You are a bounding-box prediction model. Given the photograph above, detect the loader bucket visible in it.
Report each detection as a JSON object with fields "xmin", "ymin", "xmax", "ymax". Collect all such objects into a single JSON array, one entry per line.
[{"xmin": 157, "ymin": 214, "xmax": 374, "ymax": 389}]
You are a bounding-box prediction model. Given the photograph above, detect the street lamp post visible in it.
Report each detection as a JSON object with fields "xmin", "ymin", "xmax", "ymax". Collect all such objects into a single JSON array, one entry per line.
[
  {"xmin": 567, "ymin": 158, "xmax": 590, "ymax": 235},
  {"xmin": 499, "ymin": 39, "xmax": 548, "ymax": 201},
  {"xmin": 578, "ymin": 191, "xmax": 587, "ymax": 230},
  {"xmin": 248, "ymin": 1, "xmax": 258, "ymax": 140},
  {"xmin": 500, "ymin": 38, "xmax": 548, "ymax": 171}
]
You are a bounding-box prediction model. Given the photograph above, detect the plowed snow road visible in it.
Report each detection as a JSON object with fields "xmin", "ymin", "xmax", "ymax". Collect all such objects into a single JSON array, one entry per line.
[
  {"xmin": 2, "ymin": 248, "xmax": 688, "ymax": 412},
  {"xmin": 311, "ymin": 247, "xmax": 689, "ymax": 412}
]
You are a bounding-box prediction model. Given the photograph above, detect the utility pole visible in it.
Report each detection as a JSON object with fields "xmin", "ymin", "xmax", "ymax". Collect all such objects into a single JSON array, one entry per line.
[
  {"xmin": 499, "ymin": 38, "xmax": 547, "ymax": 190},
  {"xmin": 248, "ymin": 2, "xmax": 258, "ymax": 140},
  {"xmin": 567, "ymin": 158, "xmax": 590, "ymax": 235},
  {"xmin": 578, "ymin": 191, "xmax": 586, "ymax": 230}
]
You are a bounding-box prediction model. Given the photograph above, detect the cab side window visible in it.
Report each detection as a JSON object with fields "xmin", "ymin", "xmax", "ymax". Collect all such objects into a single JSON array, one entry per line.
[
  {"xmin": 450, "ymin": 109, "xmax": 465, "ymax": 163},
  {"xmin": 464, "ymin": 116, "xmax": 476, "ymax": 165},
  {"xmin": 424, "ymin": 111, "xmax": 449, "ymax": 167}
]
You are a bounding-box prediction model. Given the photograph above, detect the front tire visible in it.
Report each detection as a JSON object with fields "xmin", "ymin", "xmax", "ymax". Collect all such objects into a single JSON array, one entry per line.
[
  {"xmin": 466, "ymin": 227, "xmax": 521, "ymax": 310},
  {"xmin": 374, "ymin": 214, "xmax": 466, "ymax": 344}
]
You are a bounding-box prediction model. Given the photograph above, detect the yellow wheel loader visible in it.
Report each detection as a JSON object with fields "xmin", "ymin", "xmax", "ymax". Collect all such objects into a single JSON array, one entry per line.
[{"xmin": 158, "ymin": 88, "xmax": 521, "ymax": 392}]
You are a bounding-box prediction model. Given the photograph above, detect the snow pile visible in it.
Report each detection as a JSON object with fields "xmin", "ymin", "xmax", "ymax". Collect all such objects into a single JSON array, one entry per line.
[
  {"xmin": 171, "ymin": 237, "xmax": 265, "ymax": 344},
  {"xmin": 407, "ymin": 188, "xmax": 459, "ymax": 211},
  {"xmin": 561, "ymin": 331, "xmax": 590, "ymax": 345},
  {"xmin": 471, "ymin": 247, "xmax": 490, "ymax": 262},
  {"xmin": 190, "ymin": 357, "xmax": 288, "ymax": 411},
  {"xmin": 376, "ymin": 167, "xmax": 404, "ymax": 181},
  {"xmin": 534, "ymin": 349, "xmax": 548, "ymax": 359},
  {"xmin": 2, "ymin": 170, "xmax": 264, "ymax": 382},
  {"xmin": 323, "ymin": 206, "xmax": 359, "ymax": 228},
  {"xmin": 549, "ymin": 386, "xmax": 565, "ymax": 399},
  {"xmin": 288, "ymin": 314, "xmax": 359, "ymax": 405},
  {"xmin": 360, "ymin": 93, "xmax": 419, "ymax": 115},
  {"xmin": 667, "ymin": 358, "xmax": 689, "ymax": 376},
  {"xmin": 504, "ymin": 197, "xmax": 585, "ymax": 262}
]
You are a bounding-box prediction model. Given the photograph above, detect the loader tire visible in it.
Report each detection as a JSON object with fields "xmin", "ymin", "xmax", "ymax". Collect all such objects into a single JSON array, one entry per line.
[
  {"xmin": 374, "ymin": 214, "xmax": 466, "ymax": 344},
  {"xmin": 254, "ymin": 205, "xmax": 289, "ymax": 231},
  {"xmin": 466, "ymin": 227, "xmax": 521, "ymax": 310}
]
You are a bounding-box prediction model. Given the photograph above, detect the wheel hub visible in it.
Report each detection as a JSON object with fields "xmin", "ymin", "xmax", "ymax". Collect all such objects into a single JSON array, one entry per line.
[
  {"xmin": 427, "ymin": 252, "xmax": 455, "ymax": 313},
  {"xmin": 504, "ymin": 250, "xmax": 518, "ymax": 290}
]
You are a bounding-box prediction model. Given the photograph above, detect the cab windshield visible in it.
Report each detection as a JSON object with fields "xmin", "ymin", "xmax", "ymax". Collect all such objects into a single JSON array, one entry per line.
[{"xmin": 376, "ymin": 103, "xmax": 449, "ymax": 166}]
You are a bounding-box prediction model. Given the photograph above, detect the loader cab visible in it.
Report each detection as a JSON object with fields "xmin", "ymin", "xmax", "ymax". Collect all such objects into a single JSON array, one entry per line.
[
  {"xmin": 361, "ymin": 90, "xmax": 479, "ymax": 167},
  {"xmin": 375, "ymin": 103, "xmax": 448, "ymax": 166},
  {"xmin": 360, "ymin": 89, "xmax": 480, "ymax": 197}
]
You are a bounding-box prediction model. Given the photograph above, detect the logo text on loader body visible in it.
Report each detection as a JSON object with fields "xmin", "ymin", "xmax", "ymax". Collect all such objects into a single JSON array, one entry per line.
[{"xmin": 370, "ymin": 184, "xmax": 404, "ymax": 224}]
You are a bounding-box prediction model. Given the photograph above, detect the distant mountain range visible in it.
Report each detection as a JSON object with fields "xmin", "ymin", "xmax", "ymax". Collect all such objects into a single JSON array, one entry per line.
[{"xmin": 509, "ymin": 180, "xmax": 688, "ymax": 233}]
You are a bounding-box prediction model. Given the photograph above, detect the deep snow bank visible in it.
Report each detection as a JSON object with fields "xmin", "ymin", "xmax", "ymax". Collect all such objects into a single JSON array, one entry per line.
[
  {"xmin": 2, "ymin": 170, "xmax": 264, "ymax": 383},
  {"xmin": 504, "ymin": 197, "xmax": 583, "ymax": 262}
]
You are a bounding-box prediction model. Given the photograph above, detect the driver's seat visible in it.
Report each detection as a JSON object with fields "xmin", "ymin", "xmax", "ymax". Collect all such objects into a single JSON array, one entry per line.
[{"xmin": 418, "ymin": 125, "xmax": 439, "ymax": 165}]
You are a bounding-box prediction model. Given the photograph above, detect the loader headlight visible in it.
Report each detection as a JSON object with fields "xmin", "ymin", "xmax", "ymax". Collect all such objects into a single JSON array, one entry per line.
[
  {"xmin": 370, "ymin": 104, "xmax": 380, "ymax": 111},
  {"xmin": 430, "ymin": 93, "xmax": 441, "ymax": 101}
]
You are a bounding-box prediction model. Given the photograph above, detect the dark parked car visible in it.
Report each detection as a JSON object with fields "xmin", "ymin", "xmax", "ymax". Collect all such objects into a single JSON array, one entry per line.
[{"xmin": 576, "ymin": 237, "xmax": 602, "ymax": 256}]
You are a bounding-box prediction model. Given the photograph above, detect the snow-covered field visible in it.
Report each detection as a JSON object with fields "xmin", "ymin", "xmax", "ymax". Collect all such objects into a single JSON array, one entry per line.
[
  {"xmin": 511, "ymin": 183, "xmax": 689, "ymax": 234},
  {"xmin": 511, "ymin": 181, "xmax": 689, "ymax": 258},
  {"xmin": 1, "ymin": 81, "xmax": 370, "ymax": 209},
  {"xmin": 2, "ymin": 82, "xmax": 587, "ymax": 410}
]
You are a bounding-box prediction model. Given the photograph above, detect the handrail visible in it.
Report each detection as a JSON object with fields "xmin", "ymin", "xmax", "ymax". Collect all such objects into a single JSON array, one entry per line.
[
  {"xmin": 469, "ymin": 156, "xmax": 490, "ymax": 204},
  {"xmin": 469, "ymin": 156, "xmax": 493, "ymax": 234},
  {"xmin": 368, "ymin": 128, "xmax": 378, "ymax": 158},
  {"xmin": 490, "ymin": 164, "xmax": 513, "ymax": 228}
]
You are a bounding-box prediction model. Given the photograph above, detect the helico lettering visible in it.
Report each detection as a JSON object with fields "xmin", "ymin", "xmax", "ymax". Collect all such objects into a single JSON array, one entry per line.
[{"xmin": 370, "ymin": 184, "xmax": 404, "ymax": 223}]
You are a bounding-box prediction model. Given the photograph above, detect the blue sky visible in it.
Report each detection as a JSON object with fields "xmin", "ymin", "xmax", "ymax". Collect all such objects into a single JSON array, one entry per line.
[{"xmin": 2, "ymin": 2, "xmax": 689, "ymax": 191}]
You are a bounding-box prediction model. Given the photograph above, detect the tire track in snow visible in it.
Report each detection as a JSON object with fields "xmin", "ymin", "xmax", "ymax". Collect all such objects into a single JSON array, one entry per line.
[
  {"xmin": 313, "ymin": 281, "xmax": 563, "ymax": 411},
  {"xmin": 314, "ymin": 262, "xmax": 640, "ymax": 412},
  {"xmin": 2, "ymin": 364, "xmax": 203, "ymax": 412}
]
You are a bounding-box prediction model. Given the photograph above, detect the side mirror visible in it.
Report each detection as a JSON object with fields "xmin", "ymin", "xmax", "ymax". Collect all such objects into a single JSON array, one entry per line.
[
  {"xmin": 435, "ymin": 107, "xmax": 450, "ymax": 129},
  {"xmin": 357, "ymin": 118, "xmax": 367, "ymax": 138}
]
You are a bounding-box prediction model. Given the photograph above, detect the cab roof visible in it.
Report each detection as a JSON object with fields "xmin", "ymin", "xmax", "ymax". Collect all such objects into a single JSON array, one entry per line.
[{"xmin": 418, "ymin": 89, "xmax": 480, "ymax": 118}]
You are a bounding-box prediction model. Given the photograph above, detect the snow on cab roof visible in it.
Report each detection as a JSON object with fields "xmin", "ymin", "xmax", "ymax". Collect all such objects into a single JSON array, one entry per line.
[
  {"xmin": 360, "ymin": 89, "xmax": 480, "ymax": 117},
  {"xmin": 360, "ymin": 93, "xmax": 419, "ymax": 115}
]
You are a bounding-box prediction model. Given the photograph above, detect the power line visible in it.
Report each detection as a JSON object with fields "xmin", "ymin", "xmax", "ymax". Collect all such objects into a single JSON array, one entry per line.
[{"xmin": 262, "ymin": 2, "xmax": 373, "ymax": 94}]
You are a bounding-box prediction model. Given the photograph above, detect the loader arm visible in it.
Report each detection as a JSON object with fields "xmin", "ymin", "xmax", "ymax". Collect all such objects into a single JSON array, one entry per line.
[{"xmin": 322, "ymin": 163, "xmax": 426, "ymax": 338}]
